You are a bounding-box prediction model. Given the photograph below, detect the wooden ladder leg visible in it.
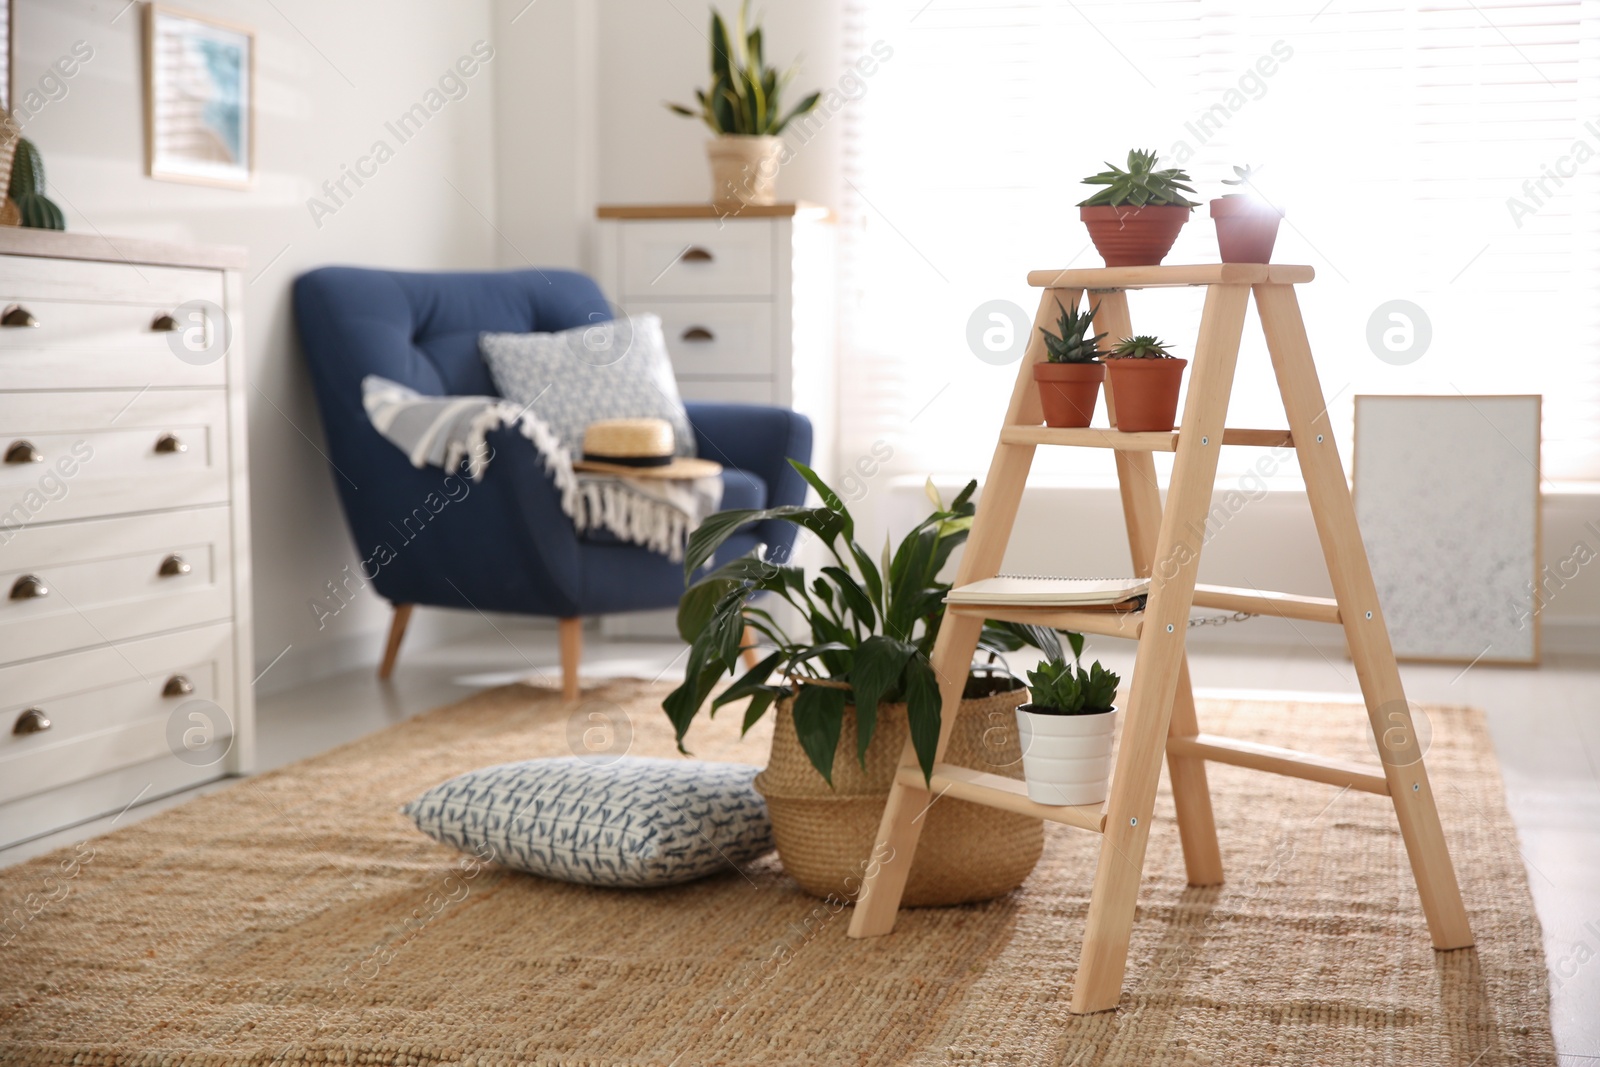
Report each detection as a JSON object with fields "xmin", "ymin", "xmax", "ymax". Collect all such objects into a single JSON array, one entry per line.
[
  {"xmin": 848, "ymin": 287, "xmax": 1083, "ymax": 939},
  {"xmin": 1096, "ymin": 290, "xmax": 1224, "ymax": 887},
  {"xmin": 1255, "ymin": 283, "xmax": 1473, "ymax": 950},
  {"xmin": 1072, "ymin": 282, "xmax": 1250, "ymax": 1013}
]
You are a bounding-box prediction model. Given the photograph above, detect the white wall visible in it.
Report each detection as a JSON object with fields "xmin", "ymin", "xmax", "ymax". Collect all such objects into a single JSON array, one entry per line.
[{"xmin": 15, "ymin": 0, "xmax": 501, "ymax": 690}]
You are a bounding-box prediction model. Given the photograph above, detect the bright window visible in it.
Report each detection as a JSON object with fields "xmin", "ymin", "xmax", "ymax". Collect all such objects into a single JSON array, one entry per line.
[{"xmin": 839, "ymin": 0, "xmax": 1600, "ymax": 485}]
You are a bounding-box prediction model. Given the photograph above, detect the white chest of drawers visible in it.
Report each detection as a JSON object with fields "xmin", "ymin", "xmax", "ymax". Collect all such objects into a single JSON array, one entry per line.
[
  {"xmin": 595, "ymin": 202, "xmax": 836, "ymax": 470},
  {"xmin": 0, "ymin": 230, "xmax": 254, "ymax": 848}
]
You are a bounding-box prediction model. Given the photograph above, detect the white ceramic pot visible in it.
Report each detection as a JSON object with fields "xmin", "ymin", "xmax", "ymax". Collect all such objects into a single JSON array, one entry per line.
[
  {"xmin": 706, "ymin": 134, "xmax": 782, "ymax": 207},
  {"xmin": 1014, "ymin": 704, "xmax": 1118, "ymax": 806}
]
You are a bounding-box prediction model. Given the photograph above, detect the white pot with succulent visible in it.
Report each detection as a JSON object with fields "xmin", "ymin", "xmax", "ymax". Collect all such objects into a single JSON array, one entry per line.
[{"xmin": 666, "ymin": 2, "xmax": 821, "ymax": 208}]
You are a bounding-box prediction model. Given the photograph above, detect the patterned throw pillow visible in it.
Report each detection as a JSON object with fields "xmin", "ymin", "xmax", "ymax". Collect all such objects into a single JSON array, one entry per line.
[
  {"xmin": 402, "ymin": 757, "xmax": 772, "ymax": 887},
  {"xmin": 479, "ymin": 315, "xmax": 697, "ymax": 457}
]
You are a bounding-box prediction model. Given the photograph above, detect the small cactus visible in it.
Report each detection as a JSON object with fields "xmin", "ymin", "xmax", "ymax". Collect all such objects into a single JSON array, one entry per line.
[
  {"xmin": 1039, "ymin": 299, "xmax": 1105, "ymax": 363},
  {"xmin": 1108, "ymin": 335, "xmax": 1176, "ymax": 360},
  {"xmin": 9, "ymin": 140, "xmax": 65, "ymax": 231}
]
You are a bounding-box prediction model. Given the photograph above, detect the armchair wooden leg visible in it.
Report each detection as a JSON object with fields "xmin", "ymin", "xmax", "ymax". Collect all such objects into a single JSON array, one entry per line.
[
  {"xmin": 559, "ymin": 617, "xmax": 582, "ymax": 701},
  {"xmin": 378, "ymin": 603, "xmax": 413, "ymax": 680},
  {"xmin": 741, "ymin": 621, "xmax": 761, "ymax": 670}
]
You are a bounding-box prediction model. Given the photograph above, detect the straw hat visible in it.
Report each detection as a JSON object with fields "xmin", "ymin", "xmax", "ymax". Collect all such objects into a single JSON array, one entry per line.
[{"xmin": 572, "ymin": 418, "xmax": 721, "ymax": 479}]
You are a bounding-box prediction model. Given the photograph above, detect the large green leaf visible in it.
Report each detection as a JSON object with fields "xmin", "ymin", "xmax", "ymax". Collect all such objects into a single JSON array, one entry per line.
[
  {"xmin": 847, "ymin": 635, "xmax": 916, "ymax": 768},
  {"xmin": 821, "ymin": 565, "xmax": 876, "ymax": 631},
  {"xmin": 711, "ymin": 650, "xmax": 784, "ymax": 710},
  {"xmin": 791, "ymin": 683, "xmax": 848, "ymax": 785},
  {"xmin": 740, "ymin": 686, "xmax": 781, "ymax": 736},
  {"xmin": 902, "ymin": 654, "xmax": 943, "ymax": 784},
  {"xmin": 681, "ymin": 504, "xmax": 819, "ymax": 578}
]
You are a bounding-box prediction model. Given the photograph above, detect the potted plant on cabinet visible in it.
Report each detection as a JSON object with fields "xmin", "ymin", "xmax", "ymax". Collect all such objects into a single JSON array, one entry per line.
[
  {"xmin": 665, "ymin": 1, "xmax": 821, "ymax": 209},
  {"xmin": 1105, "ymin": 335, "xmax": 1187, "ymax": 433},
  {"xmin": 1210, "ymin": 165, "xmax": 1282, "ymax": 264},
  {"xmin": 1078, "ymin": 149, "xmax": 1199, "ymax": 267},
  {"xmin": 1015, "ymin": 657, "xmax": 1121, "ymax": 806},
  {"xmin": 664, "ymin": 464, "xmax": 1078, "ymax": 905},
  {"xmin": 1035, "ymin": 298, "xmax": 1106, "ymax": 428}
]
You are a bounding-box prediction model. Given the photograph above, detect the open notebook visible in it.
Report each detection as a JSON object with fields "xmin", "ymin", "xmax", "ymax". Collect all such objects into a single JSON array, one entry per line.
[{"xmin": 945, "ymin": 574, "xmax": 1149, "ymax": 608}]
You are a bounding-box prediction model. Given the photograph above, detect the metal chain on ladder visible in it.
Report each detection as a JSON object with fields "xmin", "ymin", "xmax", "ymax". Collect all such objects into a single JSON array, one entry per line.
[{"xmin": 1188, "ymin": 611, "xmax": 1257, "ymax": 628}]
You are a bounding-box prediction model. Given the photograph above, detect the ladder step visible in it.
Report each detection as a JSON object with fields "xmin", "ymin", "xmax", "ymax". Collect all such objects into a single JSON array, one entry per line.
[
  {"xmin": 1167, "ymin": 733, "xmax": 1390, "ymax": 795},
  {"xmin": 1027, "ymin": 263, "xmax": 1315, "ymax": 290},
  {"xmin": 945, "ymin": 602, "xmax": 1143, "ymax": 640},
  {"xmin": 1000, "ymin": 426, "xmax": 1292, "ymax": 452},
  {"xmin": 1192, "ymin": 584, "xmax": 1342, "ymax": 624},
  {"xmin": 895, "ymin": 763, "xmax": 1107, "ymax": 832}
]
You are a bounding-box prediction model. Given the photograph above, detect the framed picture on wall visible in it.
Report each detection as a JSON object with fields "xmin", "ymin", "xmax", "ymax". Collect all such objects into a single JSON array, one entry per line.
[{"xmin": 143, "ymin": 4, "xmax": 254, "ymax": 188}]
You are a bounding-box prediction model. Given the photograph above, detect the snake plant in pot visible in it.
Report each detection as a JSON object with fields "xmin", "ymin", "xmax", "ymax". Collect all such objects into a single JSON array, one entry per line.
[
  {"xmin": 1105, "ymin": 334, "xmax": 1187, "ymax": 433},
  {"xmin": 665, "ymin": 462, "xmax": 1075, "ymax": 904},
  {"xmin": 1210, "ymin": 164, "xmax": 1282, "ymax": 264},
  {"xmin": 666, "ymin": 1, "xmax": 821, "ymax": 208},
  {"xmin": 1015, "ymin": 657, "xmax": 1121, "ymax": 806},
  {"xmin": 1034, "ymin": 298, "xmax": 1106, "ymax": 428},
  {"xmin": 1079, "ymin": 149, "xmax": 1198, "ymax": 266}
]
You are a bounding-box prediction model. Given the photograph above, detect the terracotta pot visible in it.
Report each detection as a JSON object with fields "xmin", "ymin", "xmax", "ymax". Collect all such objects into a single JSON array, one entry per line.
[
  {"xmin": 706, "ymin": 135, "xmax": 783, "ymax": 208},
  {"xmin": 1210, "ymin": 197, "xmax": 1282, "ymax": 263},
  {"xmin": 1033, "ymin": 361, "xmax": 1105, "ymax": 428},
  {"xmin": 1106, "ymin": 357, "xmax": 1188, "ymax": 432},
  {"xmin": 1079, "ymin": 204, "xmax": 1191, "ymax": 267}
]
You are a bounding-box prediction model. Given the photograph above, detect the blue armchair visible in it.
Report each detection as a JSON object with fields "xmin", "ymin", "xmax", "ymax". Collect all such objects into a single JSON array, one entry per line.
[{"xmin": 292, "ymin": 266, "xmax": 812, "ymax": 695}]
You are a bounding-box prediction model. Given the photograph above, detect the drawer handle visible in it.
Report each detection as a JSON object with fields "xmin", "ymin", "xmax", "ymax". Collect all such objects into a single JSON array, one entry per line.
[
  {"xmin": 1, "ymin": 304, "xmax": 39, "ymax": 328},
  {"xmin": 163, "ymin": 674, "xmax": 195, "ymax": 697},
  {"xmin": 159, "ymin": 554, "xmax": 192, "ymax": 577},
  {"xmin": 4, "ymin": 440, "xmax": 42, "ymax": 464},
  {"xmin": 154, "ymin": 432, "xmax": 187, "ymax": 454},
  {"xmin": 9, "ymin": 574, "xmax": 48, "ymax": 600},
  {"xmin": 151, "ymin": 312, "xmax": 181, "ymax": 332},
  {"xmin": 681, "ymin": 326, "xmax": 715, "ymax": 343},
  {"xmin": 680, "ymin": 246, "xmax": 714, "ymax": 263},
  {"xmin": 12, "ymin": 708, "xmax": 50, "ymax": 735}
]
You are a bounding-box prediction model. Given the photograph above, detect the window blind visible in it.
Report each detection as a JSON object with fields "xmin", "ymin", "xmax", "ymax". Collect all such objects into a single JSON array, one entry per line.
[{"xmin": 838, "ymin": 0, "xmax": 1600, "ymax": 483}]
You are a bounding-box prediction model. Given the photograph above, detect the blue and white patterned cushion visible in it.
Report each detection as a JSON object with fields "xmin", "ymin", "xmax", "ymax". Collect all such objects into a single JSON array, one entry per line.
[
  {"xmin": 402, "ymin": 757, "xmax": 772, "ymax": 887},
  {"xmin": 479, "ymin": 315, "xmax": 697, "ymax": 457}
]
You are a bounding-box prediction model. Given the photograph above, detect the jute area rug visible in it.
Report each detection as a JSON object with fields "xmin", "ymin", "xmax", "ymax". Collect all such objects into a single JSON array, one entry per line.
[{"xmin": 0, "ymin": 681, "xmax": 1553, "ymax": 1066}]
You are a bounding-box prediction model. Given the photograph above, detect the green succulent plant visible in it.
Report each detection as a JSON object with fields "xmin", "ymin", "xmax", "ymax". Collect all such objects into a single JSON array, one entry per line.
[
  {"xmin": 1040, "ymin": 299, "xmax": 1105, "ymax": 364},
  {"xmin": 1078, "ymin": 149, "xmax": 1199, "ymax": 209},
  {"xmin": 1221, "ymin": 163, "xmax": 1261, "ymax": 198},
  {"xmin": 8, "ymin": 139, "xmax": 65, "ymax": 231},
  {"xmin": 1024, "ymin": 657, "xmax": 1120, "ymax": 714},
  {"xmin": 1108, "ymin": 335, "xmax": 1176, "ymax": 360},
  {"xmin": 665, "ymin": 1, "xmax": 822, "ymax": 136}
]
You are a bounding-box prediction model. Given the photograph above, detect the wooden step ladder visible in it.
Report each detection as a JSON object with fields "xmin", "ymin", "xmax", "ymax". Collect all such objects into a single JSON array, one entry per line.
[{"xmin": 845, "ymin": 263, "xmax": 1474, "ymax": 1014}]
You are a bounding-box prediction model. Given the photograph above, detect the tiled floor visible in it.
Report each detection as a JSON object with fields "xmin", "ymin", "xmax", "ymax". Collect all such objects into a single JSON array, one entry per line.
[{"xmin": 5, "ymin": 624, "xmax": 1597, "ymax": 1061}]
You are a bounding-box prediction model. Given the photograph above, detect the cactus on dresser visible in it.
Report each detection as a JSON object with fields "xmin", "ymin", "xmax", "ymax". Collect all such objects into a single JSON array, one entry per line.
[{"xmin": 8, "ymin": 139, "xmax": 65, "ymax": 231}]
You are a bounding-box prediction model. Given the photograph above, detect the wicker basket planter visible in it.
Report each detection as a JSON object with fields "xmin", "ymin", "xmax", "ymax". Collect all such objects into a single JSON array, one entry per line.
[{"xmin": 755, "ymin": 681, "xmax": 1044, "ymax": 906}]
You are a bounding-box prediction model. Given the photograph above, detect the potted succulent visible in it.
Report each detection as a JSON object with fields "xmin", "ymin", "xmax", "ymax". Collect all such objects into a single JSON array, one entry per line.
[
  {"xmin": 1105, "ymin": 335, "xmax": 1187, "ymax": 433},
  {"xmin": 1034, "ymin": 298, "xmax": 1106, "ymax": 428},
  {"xmin": 666, "ymin": 1, "xmax": 821, "ymax": 208},
  {"xmin": 1015, "ymin": 656, "xmax": 1121, "ymax": 806},
  {"xmin": 665, "ymin": 464, "xmax": 1079, "ymax": 905},
  {"xmin": 1078, "ymin": 149, "xmax": 1199, "ymax": 267},
  {"xmin": 1210, "ymin": 165, "xmax": 1281, "ymax": 264}
]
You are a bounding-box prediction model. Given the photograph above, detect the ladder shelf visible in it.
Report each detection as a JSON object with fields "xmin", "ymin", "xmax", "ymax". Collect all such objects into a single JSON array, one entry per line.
[{"xmin": 845, "ymin": 262, "xmax": 1474, "ymax": 1016}]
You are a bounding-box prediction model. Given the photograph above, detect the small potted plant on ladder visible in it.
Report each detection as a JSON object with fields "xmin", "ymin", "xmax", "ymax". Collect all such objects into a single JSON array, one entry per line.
[
  {"xmin": 1210, "ymin": 164, "xmax": 1282, "ymax": 264},
  {"xmin": 1105, "ymin": 334, "xmax": 1187, "ymax": 433},
  {"xmin": 1078, "ymin": 149, "xmax": 1199, "ymax": 267},
  {"xmin": 1034, "ymin": 298, "xmax": 1106, "ymax": 428},
  {"xmin": 1015, "ymin": 655, "xmax": 1121, "ymax": 806}
]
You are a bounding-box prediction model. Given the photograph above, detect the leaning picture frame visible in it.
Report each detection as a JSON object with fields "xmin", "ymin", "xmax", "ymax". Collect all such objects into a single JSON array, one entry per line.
[{"xmin": 144, "ymin": 3, "xmax": 254, "ymax": 188}]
